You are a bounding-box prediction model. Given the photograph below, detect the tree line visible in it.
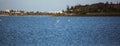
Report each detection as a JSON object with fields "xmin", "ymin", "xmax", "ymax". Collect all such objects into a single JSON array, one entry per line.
[{"xmin": 63, "ymin": 2, "xmax": 120, "ymax": 15}]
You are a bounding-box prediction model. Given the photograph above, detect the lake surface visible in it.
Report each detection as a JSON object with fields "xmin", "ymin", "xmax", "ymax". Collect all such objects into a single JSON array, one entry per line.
[{"xmin": 0, "ymin": 16, "xmax": 120, "ymax": 46}]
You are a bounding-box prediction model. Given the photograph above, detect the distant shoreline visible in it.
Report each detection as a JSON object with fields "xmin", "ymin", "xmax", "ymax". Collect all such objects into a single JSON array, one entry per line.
[
  {"xmin": 1, "ymin": 2, "xmax": 120, "ymax": 16},
  {"xmin": 0, "ymin": 14, "xmax": 120, "ymax": 16}
]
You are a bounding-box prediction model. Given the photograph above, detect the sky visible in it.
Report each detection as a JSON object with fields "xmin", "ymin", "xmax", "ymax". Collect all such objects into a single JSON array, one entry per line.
[{"xmin": 0, "ymin": 0, "xmax": 120, "ymax": 12}]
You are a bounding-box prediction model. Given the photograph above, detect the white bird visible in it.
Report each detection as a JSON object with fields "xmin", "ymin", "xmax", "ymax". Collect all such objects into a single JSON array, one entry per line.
[{"xmin": 56, "ymin": 20, "xmax": 60, "ymax": 24}]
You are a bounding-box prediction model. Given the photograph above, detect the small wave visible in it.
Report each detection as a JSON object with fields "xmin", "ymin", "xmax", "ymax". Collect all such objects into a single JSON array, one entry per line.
[
  {"xmin": 0, "ymin": 19, "xmax": 2, "ymax": 21},
  {"xmin": 68, "ymin": 19, "xmax": 71, "ymax": 22}
]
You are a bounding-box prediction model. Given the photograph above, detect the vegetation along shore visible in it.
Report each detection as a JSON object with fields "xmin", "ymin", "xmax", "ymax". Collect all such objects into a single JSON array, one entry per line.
[{"xmin": 0, "ymin": 2, "xmax": 120, "ymax": 16}]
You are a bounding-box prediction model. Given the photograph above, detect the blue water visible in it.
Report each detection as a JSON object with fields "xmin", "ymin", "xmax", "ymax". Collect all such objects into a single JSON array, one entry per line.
[{"xmin": 0, "ymin": 16, "xmax": 120, "ymax": 46}]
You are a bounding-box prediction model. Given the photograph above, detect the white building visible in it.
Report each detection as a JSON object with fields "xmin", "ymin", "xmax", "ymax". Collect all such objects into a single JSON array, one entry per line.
[
  {"xmin": 5, "ymin": 9, "xmax": 11, "ymax": 12},
  {"xmin": 47, "ymin": 11, "xmax": 63, "ymax": 13}
]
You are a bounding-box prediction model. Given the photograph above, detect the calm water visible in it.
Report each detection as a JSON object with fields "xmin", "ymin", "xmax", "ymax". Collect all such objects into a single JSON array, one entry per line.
[{"xmin": 0, "ymin": 16, "xmax": 120, "ymax": 46}]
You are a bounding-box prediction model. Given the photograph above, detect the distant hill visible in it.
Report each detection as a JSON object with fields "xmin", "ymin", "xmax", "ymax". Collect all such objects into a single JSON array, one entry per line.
[{"xmin": 63, "ymin": 2, "xmax": 120, "ymax": 16}]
